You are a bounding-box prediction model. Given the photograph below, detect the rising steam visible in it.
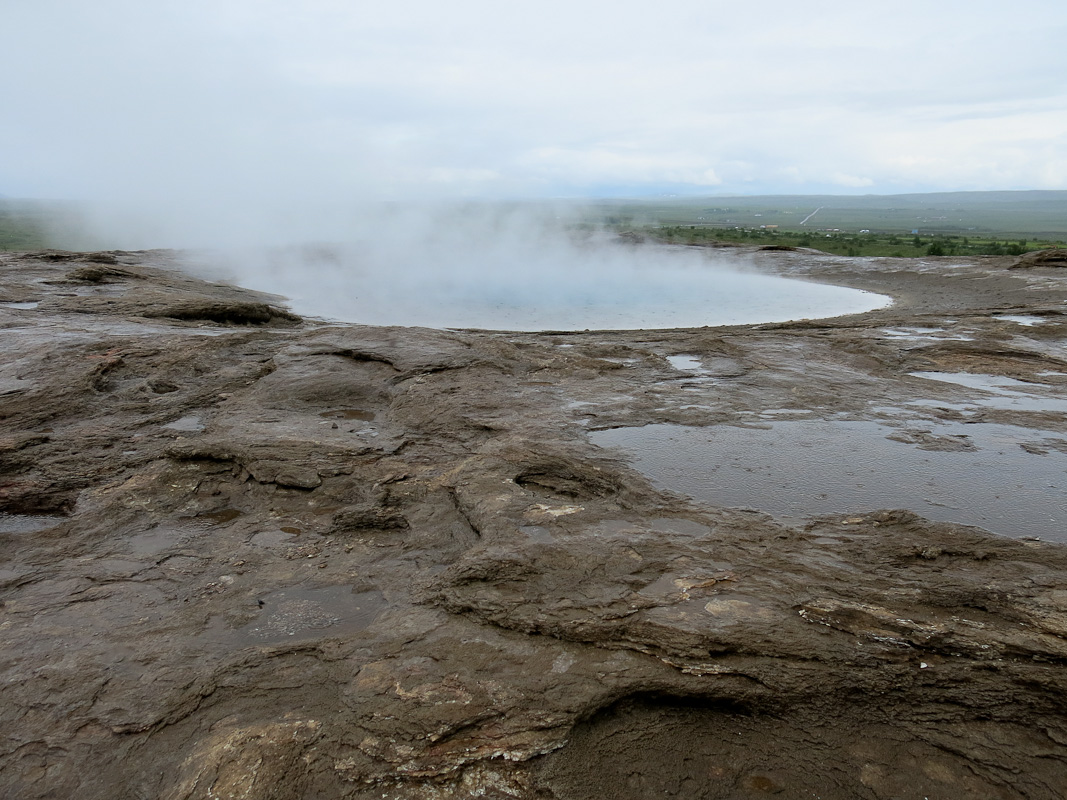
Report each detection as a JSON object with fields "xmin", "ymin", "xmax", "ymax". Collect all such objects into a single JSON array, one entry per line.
[{"xmin": 168, "ymin": 202, "xmax": 889, "ymax": 331}]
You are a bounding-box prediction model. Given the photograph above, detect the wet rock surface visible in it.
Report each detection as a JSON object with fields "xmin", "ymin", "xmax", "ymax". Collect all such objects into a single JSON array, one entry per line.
[{"xmin": 2, "ymin": 247, "xmax": 1067, "ymax": 798}]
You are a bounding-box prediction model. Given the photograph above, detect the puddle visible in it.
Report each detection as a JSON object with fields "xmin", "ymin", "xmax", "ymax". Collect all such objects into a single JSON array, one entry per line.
[
  {"xmin": 667, "ymin": 355, "xmax": 709, "ymax": 373},
  {"xmin": 221, "ymin": 586, "xmax": 385, "ymax": 644},
  {"xmin": 529, "ymin": 503, "xmax": 584, "ymax": 517},
  {"xmin": 911, "ymin": 372, "xmax": 1067, "ymax": 414},
  {"xmin": 192, "ymin": 508, "xmax": 243, "ymax": 525},
  {"xmin": 519, "ymin": 525, "xmax": 554, "ymax": 543},
  {"xmin": 319, "ymin": 409, "xmax": 375, "ymax": 421},
  {"xmin": 125, "ymin": 526, "xmax": 197, "ymax": 555},
  {"xmin": 0, "ymin": 301, "xmax": 39, "ymax": 310},
  {"xmin": 565, "ymin": 400, "xmax": 596, "ymax": 410},
  {"xmin": 590, "ymin": 420, "xmax": 1067, "ymax": 541},
  {"xmin": 881, "ymin": 327, "xmax": 943, "ymax": 338},
  {"xmin": 590, "ymin": 518, "xmax": 713, "ymax": 538},
  {"xmin": 996, "ymin": 315, "xmax": 1047, "ymax": 326},
  {"xmin": 0, "ymin": 513, "xmax": 64, "ymax": 534},
  {"xmin": 162, "ymin": 415, "xmax": 206, "ymax": 432},
  {"xmin": 880, "ymin": 327, "xmax": 974, "ymax": 342}
]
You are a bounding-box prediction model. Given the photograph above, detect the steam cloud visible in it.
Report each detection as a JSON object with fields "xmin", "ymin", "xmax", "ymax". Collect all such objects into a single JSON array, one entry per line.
[
  {"xmin": 3, "ymin": 1, "xmax": 898, "ymax": 329},
  {"xmin": 172, "ymin": 204, "xmax": 889, "ymax": 331}
]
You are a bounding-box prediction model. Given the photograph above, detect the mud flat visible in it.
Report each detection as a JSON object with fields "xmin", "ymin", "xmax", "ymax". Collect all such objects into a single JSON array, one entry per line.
[{"xmin": 2, "ymin": 246, "xmax": 1067, "ymax": 798}]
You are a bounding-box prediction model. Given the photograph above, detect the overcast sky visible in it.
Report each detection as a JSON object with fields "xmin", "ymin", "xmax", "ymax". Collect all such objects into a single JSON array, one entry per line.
[{"xmin": 3, "ymin": 0, "xmax": 1066, "ymax": 215}]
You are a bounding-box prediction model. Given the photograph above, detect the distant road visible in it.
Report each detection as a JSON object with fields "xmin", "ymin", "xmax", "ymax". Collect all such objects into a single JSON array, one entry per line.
[{"xmin": 799, "ymin": 207, "xmax": 822, "ymax": 226}]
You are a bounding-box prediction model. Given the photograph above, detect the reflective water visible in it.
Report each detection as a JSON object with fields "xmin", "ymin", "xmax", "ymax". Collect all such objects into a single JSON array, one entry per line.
[
  {"xmin": 199, "ymin": 244, "xmax": 890, "ymax": 331},
  {"xmin": 0, "ymin": 513, "xmax": 64, "ymax": 534},
  {"xmin": 881, "ymin": 327, "xmax": 943, "ymax": 338},
  {"xmin": 590, "ymin": 517, "xmax": 714, "ymax": 538},
  {"xmin": 591, "ymin": 420, "xmax": 1067, "ymax": 540},
  {"xmin": 911, "ymin": 372, "xmax": 1067, "ymax": 414},
  {"xmin": 162, "ymin": 415, "xmax": 206, "ymax": 432},
  {"xmin": 307, "ymin": 267, "xmax": 888, "ymax": 331},
  {"xmin": 192, "ymin": 508, "xmax": 243, "ymax": 525},
  {"xmin": 880, "ymin": 327, "xmax": 974, "ymax": 341},
  {"xmin": 667, "ymin": 355, "xmax": 708, "ymax": 373},
  {"xmin": 232, "ymin": 586, "xmax": 385, "ymax": 644},
  {"xmin": 996, "ymin": 314, "xmax": 1047, "ymax": 326},
  {"xmin": 125, "ymin": 525, "xmax": 200, "ymax": 555}
]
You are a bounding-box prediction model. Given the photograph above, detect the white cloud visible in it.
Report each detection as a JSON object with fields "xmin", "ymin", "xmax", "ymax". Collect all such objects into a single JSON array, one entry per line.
[
  {"xmin": 1, "ymin": 0, "xmax": 1065, "ymax": 232},
  {"xmin": 830, "ymin": 174, "xmax": 875, "ymax": 189},
  {"xmin": 519, "ymin": 147, "xmax": 722, "ymax": 188}
]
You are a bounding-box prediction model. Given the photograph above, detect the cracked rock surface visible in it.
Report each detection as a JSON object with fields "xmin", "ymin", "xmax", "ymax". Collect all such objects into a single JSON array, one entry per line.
[{"xmin": 3, "ymin": 246, "xmax": 1067, "ymax": 798}]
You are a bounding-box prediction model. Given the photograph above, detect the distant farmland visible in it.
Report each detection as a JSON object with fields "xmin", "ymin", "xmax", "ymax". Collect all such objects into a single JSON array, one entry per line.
[
  {"xmin": 587, "ymin": 190, "xmax": 1067, "ymax": 258},
  {"xmin": 592, "ymin": 190, "xmax": 1067, "ymax": 239}
]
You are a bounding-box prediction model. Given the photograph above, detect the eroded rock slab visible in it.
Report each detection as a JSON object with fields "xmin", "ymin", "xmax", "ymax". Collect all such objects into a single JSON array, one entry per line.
[{"xmin": 2, "ymin": 247, "xmax": 1067, "ymax": 798}]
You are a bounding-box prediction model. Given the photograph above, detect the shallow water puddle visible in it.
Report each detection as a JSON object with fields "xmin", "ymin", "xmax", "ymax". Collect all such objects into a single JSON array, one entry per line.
[
  {"xmin": 125, "ymin": 526, "xmax": 198, "ymax": 555},
  {"xmin": 758, "ymin": 409, "xmax": 813, "ymax": 419},
  {"xmin": 879, "ymin": 326, "xmax": 973, "ymax": 343},
  {"xmin": 0, "ymin": 513, "xmax": 64, "ymax": 534},
  {"xmin": 192, "ymin": 508, "xmax": 243, "ymax": 525},
  {"xmin": 667, "ymin": 355, "xmax": 709, "ymax": 373},
  {"xmin": 591, "ymin": 420, "xmax": 1067, "ymax": 540},
  {"xmin": 519, "ymin": 525, "xmax": 554, "ymax": 543},
  {"xmin": 590, "ymin": 518, "xmax": 713, "ymax": 538},
  {"xmin": 996, "ymin": 314, "xmax": 1048, "ymax": 326},
  {"xmin": 162, "ymin": 415, "xmax": 206, "ymax": 432},
  {"xmin": 0, "ymin": 301, "xmax": 39, "ymax": 310},
  {"xmin": 222, "ymin": 587, "xmax": 385, "ymax": 644},
  {"xmin": 911, "ymin": 372, "xmax": 1067, "ymax": 414},
  {"xmin": 880, "ymin": 327, "xmax": 973, "ymax": 342},
  {"xmin": 881, "ymin": 326, "xmax": 943, "ymax": 338}
]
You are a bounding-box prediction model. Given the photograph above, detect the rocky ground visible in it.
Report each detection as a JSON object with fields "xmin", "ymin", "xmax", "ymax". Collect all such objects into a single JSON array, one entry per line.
[{"xmin": 2, "ymin": 245, "xmax": 1067, "ymax": 799}]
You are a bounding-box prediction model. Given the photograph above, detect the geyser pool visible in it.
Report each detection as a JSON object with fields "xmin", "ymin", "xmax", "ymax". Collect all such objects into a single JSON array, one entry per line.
[{"xmin": 198, "ymin": 241, "xmax": 890, "ymax": 331}]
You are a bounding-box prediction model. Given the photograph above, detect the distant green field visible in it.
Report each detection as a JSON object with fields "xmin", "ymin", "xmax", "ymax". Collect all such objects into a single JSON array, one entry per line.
[
  {"xmin": 586, "ymin": 190, "xmax": 1067, "ymax": 257},
  {"xmin": 589, "ymin": 190, "xmax": 1067, "ymax": 238}
]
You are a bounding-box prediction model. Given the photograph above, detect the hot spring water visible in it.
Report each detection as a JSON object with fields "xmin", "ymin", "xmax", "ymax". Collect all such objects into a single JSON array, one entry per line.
[{"xmin": 199, "ymin": 241, "xmax": 889, "ymax": 331}]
